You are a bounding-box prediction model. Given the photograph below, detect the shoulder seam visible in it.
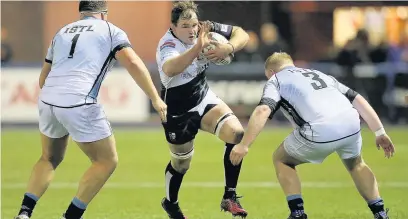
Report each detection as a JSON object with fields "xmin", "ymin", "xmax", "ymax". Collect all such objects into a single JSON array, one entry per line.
[{"xmin": 105, "ymin": 21, "xmax": 113, "ymax": 52}]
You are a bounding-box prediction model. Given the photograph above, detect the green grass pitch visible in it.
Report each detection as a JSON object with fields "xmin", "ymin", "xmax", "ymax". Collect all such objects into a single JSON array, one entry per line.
[{"xmin": 1, "ymin": 127, "xmax": 407, "ymax": 219}]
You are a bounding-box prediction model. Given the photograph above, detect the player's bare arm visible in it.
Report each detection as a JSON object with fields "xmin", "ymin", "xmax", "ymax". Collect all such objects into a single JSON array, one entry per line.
[
  {"xmin": 230, "ymin": 71, "xmax": 280, "ymax": 165},
  {"xmin": 229, "ymin": 26, "xmax": 249, "ymax": 52},
  {"xmin": 352, "ymin": 94, "xmax": 395, "ymax": 157},
  {"xmin": 228, "ymin": 26, "xmax": 249, "ymax": 52},
  {"xmin": 204, "ymin": 23, "xmax": 249, "ymax": 62},
  {"xmin": 230, "ymin": 105, "xmax": 271, "ymax": 166},
  {"xmin": 241, "ymin": 105, "xmax": 272, "ymax": 147},
  {"xmin": 116, "ymin": 47, "xmax": 167, "ymax": 122},
  {"xmin": 115, "ymin": 47, "xmax": 161, "ymax": 101},
  {"xmin": 39, "ymin": 62, "xmax": 51, "ymax": 88},
  {"xmin": 352, "ymin": 95, "xmax": 384, "ymax": 133},
  {"xmin": 162, "ymin": 22, "xmax": 211, "ymax": 77}
]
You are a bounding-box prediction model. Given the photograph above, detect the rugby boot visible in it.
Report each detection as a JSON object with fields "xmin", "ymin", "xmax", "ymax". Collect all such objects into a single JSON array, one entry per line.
[
  {"xmin": 220, "ymin": 193, "xmax": 248, "ymax": 218},
  {"xmin": 161, "ymin": 197, "xmax": 187, "ymax": 219},
  {"xmin": 60, "ymin": 214, "xmax": 83, "ymax": 219},
  {"xmin": 287, "ymin": 213, "xmax": 308, "ymax": 219},
  {"xmin": 14, "ymin": 212, "xmax": 30, "ymax": 219},
  {"xmin": 374, "ymin": 208, "xmax": 390, "ymax": 219}
]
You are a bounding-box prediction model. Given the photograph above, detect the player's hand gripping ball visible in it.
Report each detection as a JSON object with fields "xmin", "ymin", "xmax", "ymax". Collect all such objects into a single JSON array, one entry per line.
[{"xmin": 199, "ymin": 32, "xmax": 233, "ymax": 65}]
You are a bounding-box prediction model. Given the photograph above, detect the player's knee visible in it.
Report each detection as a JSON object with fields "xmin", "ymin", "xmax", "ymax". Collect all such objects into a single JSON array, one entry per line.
[
  {"xmin": 107, "ymin": 155, "xmax": 119, "ymax": 172},
  {"xmin": 110, "ymin": 155, "xmax": 119, "ymax": 168},
  {"xmin": 95, "ymin": 154, "xmax": 119, "ymax": 174},
  {"xmin": 343, "ymin": 156, "xmax": 364, "ymax": 172},
  {"xmin": 104, "ymin": 160, "xmax": 118, "ymax": 175},
  {"xmin": 42, "ymin": 154, "xmax": 64, "ymax": 169},
  {"xmin": 171, "ymin": 157, "xmax": 192, "ymax": 174},
  {"xmin": 169, "ymin": 143, "xmax": 194, "ymax": 174},
  {"xmin": 272, "ymin": 146, "xmax": 296, "ymax": 169},
  {"xmin": 232, "ymin": 129, "xmax": 244, "ymax": 144},
  {"xmin": 226, "ymin": 126, "xmax": 244, "ymax": 144}
]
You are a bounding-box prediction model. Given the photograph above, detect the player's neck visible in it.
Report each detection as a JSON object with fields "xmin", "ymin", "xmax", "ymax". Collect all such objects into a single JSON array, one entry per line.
[
  {"xmin": 278, "ymin": 63, "xmax": 295, "ymax": 72},
  {"xmin": 80, "ymin": 14, "xmax": 102, "ymax": 20}
]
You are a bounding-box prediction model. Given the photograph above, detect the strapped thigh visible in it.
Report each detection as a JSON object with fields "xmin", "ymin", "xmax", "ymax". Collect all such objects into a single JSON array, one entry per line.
[
  {"xmin": 170, "ymin": 146, "xmax": 195, "ymax": 160},
  {"xmin": 168, "ymin": 141, "xmax": 195, "ymax": 160},
  {"xmin": 214, "ymin": 112, "xmax": 236, "ymax": 137}
]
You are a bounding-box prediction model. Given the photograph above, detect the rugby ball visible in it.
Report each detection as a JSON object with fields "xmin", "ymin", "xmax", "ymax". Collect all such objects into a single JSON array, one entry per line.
[{"xmin": 199, "ymin": 32, "xmax": 233, "ymax": 65}]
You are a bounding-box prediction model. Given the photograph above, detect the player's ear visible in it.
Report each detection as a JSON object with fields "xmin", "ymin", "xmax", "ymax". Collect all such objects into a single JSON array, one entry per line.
[
  {"xmin": 265, "ymin": 69, "xmax": 274, "ymax": 78},
  {"xmin": 170, "ymin": 23, "xmax": 176, "ymax": 31}
]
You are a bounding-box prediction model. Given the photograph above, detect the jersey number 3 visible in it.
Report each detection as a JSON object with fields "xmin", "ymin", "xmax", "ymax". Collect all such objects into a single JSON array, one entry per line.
[
  {"xmin": 302, "ymin": 72, "xmax": 327, "ymax": 90},
  {"xmin": 68, "ymin": 34, "xmax": 80, "ymax": 58}
]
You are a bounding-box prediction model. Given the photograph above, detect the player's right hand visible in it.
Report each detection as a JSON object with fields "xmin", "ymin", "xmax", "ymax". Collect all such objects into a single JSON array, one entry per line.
[
  {"xmin": 375, "ymin": 134, "xmax": 395, "ymax": 158},
  {"xmin": 152, "ymin": 98, "xmax": 167, "ymax": 123},
  {"xmin": 197, "ymin": 21, "xmax": 211, "ymax": 49},
  {"xmin": 230, "ymin": 143, "xmax": 249, "ymax": 166}
]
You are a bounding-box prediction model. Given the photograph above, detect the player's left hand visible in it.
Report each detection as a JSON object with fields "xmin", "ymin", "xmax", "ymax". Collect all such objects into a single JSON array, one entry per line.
[
  {"xmin": 203, "ymin": 41, "xmax": 233, "ymax": 62},
  {"xmin": 376, "ymin": 134, "xmax": 395, "ymax": 158},
  {"xmin": 230, "ymin": 143, "xmax": 249, "ymax": 166}
]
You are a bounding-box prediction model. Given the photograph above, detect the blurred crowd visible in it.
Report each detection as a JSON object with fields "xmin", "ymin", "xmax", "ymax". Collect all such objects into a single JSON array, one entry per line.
[
  {"xmin": 235, "ymin": 22, "xmax": 290, "ymax": 63},
  {"xmin": 334, "ymin": 29, "xmax": 408, "ymax": 65},
  {"xmin": 2, "ymin": 23, "xmax": 407, "ymax": 65},
  {"xmin": 235, "ymin": 22, "xmax": 408, "ymax": 65}
]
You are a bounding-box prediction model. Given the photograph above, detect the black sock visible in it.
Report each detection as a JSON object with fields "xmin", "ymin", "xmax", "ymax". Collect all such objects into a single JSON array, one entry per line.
[
  {"xmin": 64, "ymin": 198, "xmax": 87, "ymax": 219},
  {"xmin": 18, "ymin": 193, "xmax": 38, "ymax": 217},
  {"xmin": 287, "ymin": 196, "xmax": 305, "ymax": 216},
  {"xmin": 368, "ymin": 199, "xmax": 386, "ymax": 217},
  {"xmin": 165, "ymin": 162, "xmax": 185, "ymax": 203},
  {"xmin": 223, "ymin": 143, "xmax": 242, "ymax": 199}
]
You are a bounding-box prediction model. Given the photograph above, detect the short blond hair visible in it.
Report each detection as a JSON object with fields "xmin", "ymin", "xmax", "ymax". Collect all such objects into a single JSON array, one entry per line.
[{"xmin": 264, "ymin": 52, "xmax": 293, "ymax": 72}]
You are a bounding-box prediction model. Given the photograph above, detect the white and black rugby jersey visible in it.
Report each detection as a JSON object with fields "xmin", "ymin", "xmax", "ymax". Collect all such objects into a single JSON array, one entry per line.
[
  {"xmin": 156, "ymin": 21, "xmax": 233, "ymax": 114},
  {"xmin": 260, "ymin": 66, "xmax": 361, "ymax": 143},
  {"xmin": 40, "ymin": 17, "xmax": 131, "ymax": 108}
]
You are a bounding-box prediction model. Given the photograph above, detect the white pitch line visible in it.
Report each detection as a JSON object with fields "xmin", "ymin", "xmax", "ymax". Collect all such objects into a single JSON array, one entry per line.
[{"xmin": 2, "ymin": 181, "xmax": 408, "ymax": 189}]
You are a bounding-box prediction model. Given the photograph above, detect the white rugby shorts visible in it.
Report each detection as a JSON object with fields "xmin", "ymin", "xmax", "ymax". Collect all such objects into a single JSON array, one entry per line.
[
  {"xmin": 38, "ymin": 100, "xmax": 112, "ymax": 142},
  {"xmin": 188, "ymin": 89, "xmax": 221, "ymax": 116},
  {"xmin": 283, "ymin": 128, "xmax": 362, "ymax": 164}
]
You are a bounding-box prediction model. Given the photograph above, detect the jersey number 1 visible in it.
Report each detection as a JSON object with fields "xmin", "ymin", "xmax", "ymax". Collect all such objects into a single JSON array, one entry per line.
[
  {"xmin": 302, "ymin": 72, "xmax": 327, "ymax": 90},
  {"xmin": 68, "ymin": 34, "xmax": 80, "ymax": 58}
]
